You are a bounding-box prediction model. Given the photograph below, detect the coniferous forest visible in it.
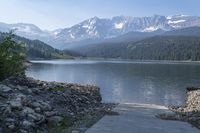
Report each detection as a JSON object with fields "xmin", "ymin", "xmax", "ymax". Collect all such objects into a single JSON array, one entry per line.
[{"xmin": 68, "ymin": 36, "xmax": 200, "ymax": 61}]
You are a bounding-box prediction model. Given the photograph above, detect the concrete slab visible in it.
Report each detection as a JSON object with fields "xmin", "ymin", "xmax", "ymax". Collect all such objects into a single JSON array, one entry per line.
[{"xmin": 86, "ymin": 103, "xmax": 199, "ymax": 133}]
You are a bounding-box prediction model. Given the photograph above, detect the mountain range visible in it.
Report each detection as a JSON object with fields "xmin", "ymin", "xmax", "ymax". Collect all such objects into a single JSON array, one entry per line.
[
  {"xmin": 1, "ymin": 15, "xmax": 200, "ymax": 49},
  {"xmin": 66, "ymin": 27, "xmax": 200, "ymax": 61},
  {"xmin": 0, "ymin": 32, "xmax": 72, "ymax": 59}
]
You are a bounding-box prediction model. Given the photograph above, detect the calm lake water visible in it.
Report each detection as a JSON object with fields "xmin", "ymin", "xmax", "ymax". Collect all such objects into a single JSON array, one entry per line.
[{"xmin": 26, "ymin": 59, "xmax": 200, "ymax": 106}]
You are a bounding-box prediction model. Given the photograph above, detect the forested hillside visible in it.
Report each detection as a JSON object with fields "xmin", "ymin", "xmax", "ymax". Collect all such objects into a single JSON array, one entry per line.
[
  {"xmin": 127, "ymin": 36, "xmax": 200, "ymax": 60},
  {"xmin": 164, "ymin": 27, "xmax": 200, "ymax": 36},
  {"xmin": 0, "ymin": 32, "xmax": 72, "ymax": 59},
  {"xmin": 69, "ymin": 35, "xmax": 200, "ymax": 61}
]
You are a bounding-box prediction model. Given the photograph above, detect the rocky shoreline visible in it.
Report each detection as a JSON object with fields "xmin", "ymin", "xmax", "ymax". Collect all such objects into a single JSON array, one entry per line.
[
  {"xmin": 0, "ymin": 76, "xmax": 115, "ymax": 133},
  {"xmin": 158, "ymin": 87, "xmax": 200, "ymax": 129}
]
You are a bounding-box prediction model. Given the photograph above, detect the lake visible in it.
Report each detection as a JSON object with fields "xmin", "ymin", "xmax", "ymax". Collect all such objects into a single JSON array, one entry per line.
[{"xmin": 26, "ymin": 59, "xmax": 200, "ymax": 106}]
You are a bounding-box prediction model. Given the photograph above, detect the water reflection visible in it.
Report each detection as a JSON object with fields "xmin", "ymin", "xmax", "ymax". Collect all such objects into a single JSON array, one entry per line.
[{"xmin": 26, "ymin": 60, "xmax": 200, "ymax": 106}]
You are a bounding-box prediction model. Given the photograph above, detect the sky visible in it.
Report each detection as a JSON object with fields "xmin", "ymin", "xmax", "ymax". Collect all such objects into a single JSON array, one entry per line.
[{"xmin": 0, "ymin": 0, "xmax": 200, "ymax": 30}]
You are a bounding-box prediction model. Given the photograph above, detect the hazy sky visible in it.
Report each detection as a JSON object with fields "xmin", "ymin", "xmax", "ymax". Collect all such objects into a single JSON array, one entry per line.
[{"xmin": 0, "ymin": 0, "xmax": 199, "ymax": 30}]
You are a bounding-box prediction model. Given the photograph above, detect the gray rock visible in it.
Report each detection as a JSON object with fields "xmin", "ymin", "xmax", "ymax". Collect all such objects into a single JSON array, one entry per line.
[
  {"xmin": 165, "ymin": 88, "xmax": 200, "ymax": 129},
  {"xmin": 21, "ymin": 107, "xmax": 35, "ymax": 116},
  {"xmin": 3, "ymin": 106, "xmax": 12, "ymax": 114},
  {"xmin": 188, "ymin": 116, "xmax": 200, "ymax": 121},
  {"xmin": 7, "ymin": 124, "xmax": 15, "ymax": 130},
  {"xmin": 31, "ymin": 88, "xmax": 41, "ymax": 94},
  {"xmin": 34, "ymin": 107, "xmax": 41, "ymax": 113},
  {"xmin": 16, "ymin": 85, "xmax": 26, "ymax": 91},
  {"xmin": 21, "ymin": 120, "xmax": 35, "ymax": 129},
  {"xmin": 70, "ymin": 112, "xmax": 75, "ymax": 116},
  {"xmin": 0, "ymin": 127, "xmax": 2, "ymax": 133},
  {"xmin": 48, "ymin": 116, "xmax": 63, "ymax": 125},
  {"xmin": 9, "ymin": 99, "xmax": 22, "ymax": 110},
  {"xmin": 28, "ymin": 113, "xmax": 44, "ymax": 122},
  {"xmin": 31, "ymin": 102, "xmax": 41, "ymax": 108},
  {"xmin": 22, "ymin": 88, "xmax": 33, "ymax": 95},
  {"xmin": 72, "ymin": 130, "xmax": 79, "ymax": 133},
  {"xmin": 0, "ymin": 84, "xmax": 12, "ymax": 93},
  {"xmin": 5, "ymin": 118, "xmax": 15, "ymax": 129},
  {"xmin": 19, "ymin": 129, "xmax": 29, "ymax": 133},
  {"xmin": 5, "ymin": 118, "xmax": 15, "ymax": 122},
  {"xmin": 9, "ymin": 94, "xmax": 27, "ymax": 110},
  {"xmin": 16, "ymin": 85, "xmax": 33, "ymax": 95},
  {"xmin": 27, "ymin": 89, "xmax": 33, "ymax": 94},
  {"xmin": 44, "ymin": 111, "xmax": 58, "ymax": 117},
  {"xmin": 40, "ymin": 101, "xmax": 52, "ymax": 111},
  {"xmin": 31, "ymin": 101, "xmax": 52, "ymax": 111}
]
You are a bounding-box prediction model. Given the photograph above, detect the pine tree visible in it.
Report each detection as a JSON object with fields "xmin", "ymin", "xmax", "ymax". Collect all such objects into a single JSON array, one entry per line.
[{"xmin": 0, "ymin": 32, "xmax": 26, "ymax": 80}]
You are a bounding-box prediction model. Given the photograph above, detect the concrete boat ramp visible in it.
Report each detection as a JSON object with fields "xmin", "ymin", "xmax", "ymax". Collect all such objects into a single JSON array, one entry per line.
[{"xmin": 86, "ymin": 103, "xmax": 199, "ymax": 133}]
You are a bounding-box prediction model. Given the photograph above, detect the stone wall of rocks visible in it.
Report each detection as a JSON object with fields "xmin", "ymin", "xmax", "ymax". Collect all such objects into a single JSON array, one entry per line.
[
  {"xmin": 158, "ymin": 87, "xmax": 200, "ymax": 129},
  {"xmin": 0, "ymin": 76, "xmax": 103, "ymax": 133},
  {"xmin": 171, "ymin": 87, "xmax": 200, "ymax": 112}
]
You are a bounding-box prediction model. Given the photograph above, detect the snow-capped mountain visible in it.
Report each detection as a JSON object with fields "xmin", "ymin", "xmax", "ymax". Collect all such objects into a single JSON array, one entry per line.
[
  {"xmin": 55, "ymin": 15, "xmax": 168, "ymax": 43},
  {"xmin": 1, "ymin": 15, "xmax": 200, "ymax": 48},
  {"xmin": 52, "ymin": 15, "xmax": 200, "ymax": 48},
  {"xmin": 0, "ymin": 22, "xmax": 54, "ymax": 42}
]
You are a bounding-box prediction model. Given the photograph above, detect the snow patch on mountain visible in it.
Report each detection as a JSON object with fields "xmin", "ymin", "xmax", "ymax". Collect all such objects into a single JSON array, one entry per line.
[
  {"xmin": 82, "ymin": 25, "xmax": 89, "ymax": 28},
  {"xmin": 70, "ymin": 33, "xmax": 75, "ymax": 39},
  {"xmin": 174, "ymin": 14, "xmax": 188, "ymax": 18},
  {"xmin": 53, "ymin": 29, "xmax": 62, "ymax": 35},
  {"xmin": 166, "ymin": 16, "xmax": 172, "ymax": 20},
  {"xmin": 142, "ymin": 26, "xmax": 159, "ymax": 32},
  {"xmin": 168, "ymin": 20, "xmax": 186, "ymax": 24},
  {"xmin": 115, "ymin": 23, "xmax": 124, "ymax": 29}
]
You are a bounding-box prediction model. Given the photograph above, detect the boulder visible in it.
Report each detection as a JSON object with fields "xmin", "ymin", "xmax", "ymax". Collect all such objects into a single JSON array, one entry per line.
[
  {"xmin": 34, "ymin": 107, "xmax": 41, "ymax": 113},
  {"xmin": 44, "ymin": 111, "xmax": 58, "ymax": 117},
  {"xmin": 27, "ymin": 113, "xmax": 45, "ymax": 122},
  {"xmin": 31, "ymin": 101, "xmax": 52, "ymax": 111},
  {"xmin": 9, "ymin": 99, "xmax": 22, "ymax": 110},
  {"xmin": 21, "ymin": 107, "xmax": 35, "ymax": 116},
  {"xmin": 5, "ymin": 118, "xmax": 16, "ymax": 130},
  {"xmin": 47, "ymin": 116, "xmax": 63, "ymax": 125},
  {"xmin": 0, "ymin": 85, "xmax": 12, "ymax": 93},
  {"xmin": 21, "ymin": 120, "xmax": 35, "ymax": 129},
  {"xmin": 72, "ymin": 130, "xmax": 79, "ymax": 133}
]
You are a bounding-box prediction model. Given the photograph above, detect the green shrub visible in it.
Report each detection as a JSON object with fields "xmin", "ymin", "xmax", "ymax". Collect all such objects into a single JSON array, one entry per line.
[{"xmin": 0, "ymin": 33, "xmax": 26, "ymax": 80}]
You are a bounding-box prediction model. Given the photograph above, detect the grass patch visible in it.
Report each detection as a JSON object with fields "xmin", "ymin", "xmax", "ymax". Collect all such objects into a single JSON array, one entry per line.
[
  {"xmin": 51, "ymin": 87, "xmax": 65, "ymax": 91},
  {"xmin": 82, "ymin": 115, "xmax": 99, "ymax": 128},
  {"xmin": 60, "ymin": 116, "xmax": 73, "ymax": 127},
  {"xmin": 47, "ymin": 116, "xmax": 73, "ymax": 133}
]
